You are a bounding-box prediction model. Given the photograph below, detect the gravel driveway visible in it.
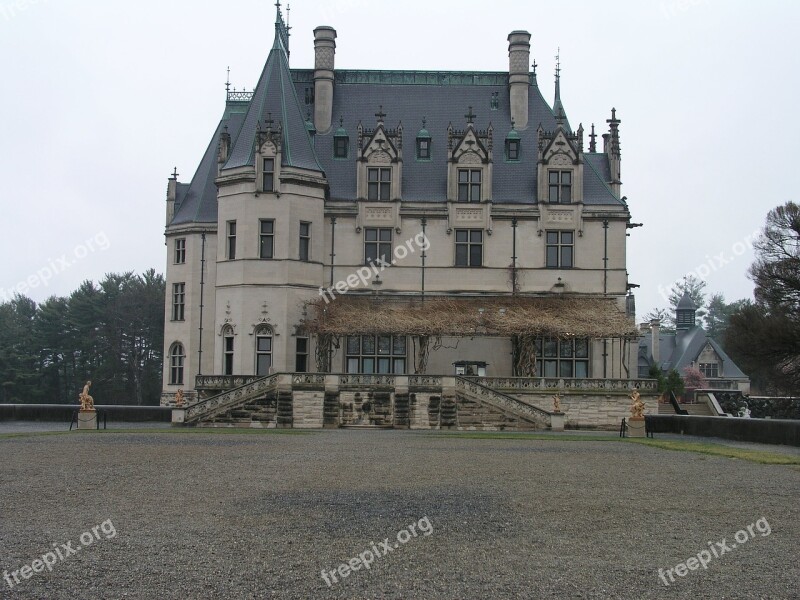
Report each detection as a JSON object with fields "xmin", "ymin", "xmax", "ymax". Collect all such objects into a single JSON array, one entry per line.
[{"xmin": 1, "ymin": 429, "xmax": 798, "ymax": 599}]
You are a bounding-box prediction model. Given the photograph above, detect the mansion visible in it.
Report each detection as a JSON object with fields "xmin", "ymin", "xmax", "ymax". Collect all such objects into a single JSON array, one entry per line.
[{"xmin": 161, "ymin": 5, "xmax": 641, "ymax": 407}]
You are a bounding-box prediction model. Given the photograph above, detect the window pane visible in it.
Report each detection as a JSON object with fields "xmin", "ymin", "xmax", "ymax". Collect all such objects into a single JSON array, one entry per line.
[
  {"xmin": 380, "ymin": 182, "xmax": 390, "ymax": 199},
  {"xmin": 379, "ymin": 229, "xmax": 392, "ymax": 241},
  {"xmin": 365, "ymin": 245, "xmax": 378, "ymax": 264},
  {"xmin": 296, "ymin": 354, "xmax": 307, "ymax": 372},
  {"xmin": 561, "ymin": 247, "xmax": 573, "ymax": 268},
  {"xmin": 458, "ymin": 184, "xmax": 468, "ymax": 202},
  {"xmin": 377, "ymin": 358, "xmax": 391, "ymax": 373},
  {"xmin": 549, "ymin": 171, "xmax": 559, "ymax": 184},
  {"xmin": 469, "ymin": 245, "xmax": 482, "ymax": 266},
  {"xmin": 546, "ymin": 247, "xmax": 558, "ymax": 267},
  {"xmin": 544, "ymin": 339, "xmax": 558, "ymax": 357},
  {"xmin": 264, "ymin": 173, "xmax": 274, "ymax": 191},
  {"xmin": 561, "ymin": 231, "xmax": 573, "ymax": 244},
  {"xmin": 368, "ymin": 169, "xmax": 379, "ymax": 181},
  {"xmin": 575, "ymin": 361, "xmax": 589, "ymax": 378},
  {"xmin": 381, "ymin": 168, "xmax": 391, "ymax": 180},
  {"xmin": 393, "ymin": 336, "xmax": 406, "ymax": 355},
  {"xmin": 456, "ymin": 230, "xmax": 468, "ymax": 243},
  {"xmin": 561, "ymin": 185, "xmax": 571, "ymax": 203},
  {"xmin": 297, "ymin": 338, "xmax": 308, "ymax": 353},
  {"xmin": 300, "ymin": 222, "xmax": 309, "ymax": 236},
  {"xmin": 365, "ymin": 229, "xmax": 377, "ymax": 241},
  {"xmin": 544, "ymin": 360, "xmax": 558, "ymax": 377},
  {"xmin": 256, "ymin": 355, "xmax": 271, "ymax": 376},
  {"xmin": 561, "ymin": 171, "xmax": 571, "ymax": 184},
  {"xmin": 560, "ymin": 340, "xmax": 574, "ymax": 358},
  {"xmin": 377, "ymin": 335, "xmax": 391, "ymax": 355},
  {"xmin": 546, "ymin": 232, "xmax": 559, "ymax": 245},
  {"xmin": 559, "ymin": 361, "xmax": 574, "ymax": 377},
  {"xmin": 264, "ymin": 158, "xmax": 274, "ymax": 171},
  {"xmin": 472, "ymin": 170, "xmax": 481, "ymax": 183},
  {"xmin": 347, "ymin": 358, "xmax": 359, "ymax": 373},
  {"xmin": 575, "ymin": 339, "xmax": 589, "ymax": 358},
  {"xmin": 459, "ymin": 170, "xmax": 469, "ymax": 183},
  {"xmin": 455, "ymin": 244, "xmax": 468, "ymax": 266},
  {"xmin": 347, "ymin": 336, "xmax": 360, "ymax": 355},
  {"xmin": 257, "ymin": 337, "xmax": 271, "ymax": 352},
  {"xmin": 225, "ymin": 337, "xmax": 234, "ymax": 352},
  {"xmin": 471, "ymin": 184, "xmax": 481, "ymax": 201},
  {"xmin": 362, "ymin": 358, "xmax": 375, "ymax": 374},
  {"xmin": 470, "ymin": 230, "xmax": 482, "ymax": 243},
  {"xmin": 261, "ymin": 221, "xmax": 273, "ymax": 234},
  {"xmin": 379, "ymin": 242, "xmax": 392, "ymax": 262},
  {"xmin": 393, "ymin": 358, "xmax": 406, "ymax": 374},
  {"xmin": 368, "ymin": 182, "xmax": 378, "ymax": 200},
  {"xmin": 362, "ymin": 335, "xmax": 375, "ymax": 355}
]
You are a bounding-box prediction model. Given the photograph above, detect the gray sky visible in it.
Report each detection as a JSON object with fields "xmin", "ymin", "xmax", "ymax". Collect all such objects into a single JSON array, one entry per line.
[{"xmin": 1, "ymin": 0, "xmax": 798, "ymax": 318}]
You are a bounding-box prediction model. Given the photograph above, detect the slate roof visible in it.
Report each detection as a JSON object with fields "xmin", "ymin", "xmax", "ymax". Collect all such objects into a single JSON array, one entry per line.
[
  {"xmin": 224, "ymin": 25, "xmax": 322, "ymax": 172},
  {"xmin": 169, "ymin": 14, "xmax": 624, "ymax": 227},
  {"xmin": 639, "ymin": 326, "xmax": 748, "ymax": 379}
]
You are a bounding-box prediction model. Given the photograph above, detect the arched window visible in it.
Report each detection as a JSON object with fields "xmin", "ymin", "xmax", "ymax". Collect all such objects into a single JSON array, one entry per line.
[
  {"xmin": 255, "ymin": 325, "xmax": 273, "ymax": 376},
  {"xmin": 169, "ymin": 343, "xmax": 185, "ymax": 385},
  {"xmin": 222, "ymin": 325, "xmax": 235, "ymax": 376}
]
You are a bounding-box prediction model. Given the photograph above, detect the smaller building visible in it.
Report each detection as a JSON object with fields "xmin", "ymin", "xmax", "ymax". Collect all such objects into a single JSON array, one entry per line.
[{"xmin": 638, "ymin": 292, "xmax": 750, "ymax": 393}]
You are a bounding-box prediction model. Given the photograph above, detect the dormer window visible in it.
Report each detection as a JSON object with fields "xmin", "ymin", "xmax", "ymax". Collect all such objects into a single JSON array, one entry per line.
[
  {"xmin": 416, "ymin": 119, "xmax": 431, "ymax": 161},
  {"xmin": 417, "ymin": 138, "xmax": 431, "ymax": 160},
  {"xmin": 458, "ymin": 169, "xmax": 482, "ymax": 203},
  {"xmin": 548, "ymin": 170, "xmax": 571, "ymax": 204},
  {"xmin": 263, "ymin": 158, "xmax": 275, "ymax": 192},
  {"xmin": 506, "ymin": 139, "xmax": 520, "ymax": 161},
  {"xmin": 333, "ymin": 117, "xmax": 349, "ymax": 159},
  {"xmin": 334, "ymin": 136, "xmax": 349, "ymax": 158},
  {"xmin": 368, "ymin": 167, "xmax": 391, "ymax": 200}
]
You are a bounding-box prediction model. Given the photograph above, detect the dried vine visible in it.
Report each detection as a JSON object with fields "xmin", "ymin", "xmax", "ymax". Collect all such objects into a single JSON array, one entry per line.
[{"xmin": 512, "ymin": 334, "xmax": 538, "ymax": 376}]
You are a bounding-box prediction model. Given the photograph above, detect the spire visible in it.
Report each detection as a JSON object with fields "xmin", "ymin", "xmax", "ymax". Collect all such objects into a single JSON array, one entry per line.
[
  {"xmin": 552, "ymin": 48, "xmax": 569, "ymax": 128},
  {"xmin": 589, "ymin": 123, "xmax": 597, "ymax": 153},
  {"xmin": 274, "ymin": 0, "xmax": 290, "ymax": 57}
]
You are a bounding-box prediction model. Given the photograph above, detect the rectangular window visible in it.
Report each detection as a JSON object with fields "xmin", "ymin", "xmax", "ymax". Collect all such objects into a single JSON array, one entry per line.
[
  {"xmin": 170, "ymin": 345, "xmax": 184, "ymax": 385},
  {"xmin": 255, "ymin": 333, "xmax": 272, "ymax": 376},
  {"xmin": 171, "ymin": 283, "xmax": 185, "ymax": 321},
  {"xmin": 548, "ymin": 170, "xmax": 572, "ymax": 204},
  {"xmin": 260, "ymin": 219, "xmax": 274, "ymax": 259},
  {"xmin": 417, "ymin": 138, "xmax": 430, "ymax": 160},
  {"xmin": 536, "ymin": 338, "xmax": 589, "ymax": 378},
  {"xmin": 263, "ymin": 158, "xmax": 275, "ymax": 192},
  {"xmin": 346, "ymin": 335, "xmax": 406, "ymax": 374},
  {"xmin": 334, "ymin": 137, "xmax": 349, "ymax": 159},
  {"xmin": 296, "ymin": 337, "xmax": 309, "ymax": 372},
  {"xmin": 507, "ymin": 140, "xmax": 520, "ymax": 161},
  {"xmin": 223, "ymin": 335, "xmax": 234, "ymax": 376},
  {"xmin": 457, "ymin": 169, "xmax": 482, "ymax": 202},
  {"xmin": 699, "ymin": 363, "xmax": 719, "ymax": 378},
  {"xmin": 455, "ymin": 229, "xmax": 483, "ymax": 267},
  {"xmin": 299, "ymin": 222, "xmax": 311, "ymax": 262},
  {"xmin": 364, "ymin": 228, "xmax": 392, "ymax": 265},
  {"xmin": 174, "ymin": 238, "xmax": 186, "ymax": 264},
  {"xmin": 367, "ymin": 167, "xmax": 391, "ymax": 200},
  {"xmin": 227, "ymin": 221, "xmax": 236, "ymax": 260},
  {"xmin": 545, "ymin": 231, "xmax": 574, "ymax": 268}
]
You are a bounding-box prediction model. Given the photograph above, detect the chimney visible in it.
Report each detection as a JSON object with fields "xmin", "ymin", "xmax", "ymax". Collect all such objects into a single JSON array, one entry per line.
[
  {"xmin": 166, "ymin": 168, "xmax": 178, "ymax": 226},
  {"xmin": 313, "ymin": 26, "xmax": 337, "ymax": 133},
  {"xmin": 507, "ymin": 31, "xmax": 531, "ymax": 130},
  {"xmin": 650, "ymin": 319, "xmax": 661, "ymax": 367}
]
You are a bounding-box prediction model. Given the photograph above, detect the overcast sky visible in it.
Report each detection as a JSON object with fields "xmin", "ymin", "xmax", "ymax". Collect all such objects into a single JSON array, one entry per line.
[{"xmin": 1, "ymin": 0, "xmax": 798, "ymax": 318}]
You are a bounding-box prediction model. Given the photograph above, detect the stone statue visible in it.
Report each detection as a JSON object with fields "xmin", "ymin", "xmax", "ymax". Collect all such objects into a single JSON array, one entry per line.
[
  {"xmin": 175, "ymin": 389, "xmax": 185, "ymax": 407},
  {"xmin": 630, "ymin": 389, "xmax": 645, "ymax": 419},
  {"xmin": 79, "ymin": 380, "xmax": 95, "ymax": 411},
  {"xmin": 552, "ymin": 393, "xmax": 561, "ymax": 413}
]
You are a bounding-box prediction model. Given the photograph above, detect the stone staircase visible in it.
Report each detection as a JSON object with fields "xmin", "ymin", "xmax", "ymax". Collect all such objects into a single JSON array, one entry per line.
[
  {"xmin": 455, "ymin": 377, "xmax": 551, "ymax": 430},
  {"xmin": 183, "ymin": 375, "xmax": 279, "ymax": 425},
  {"xmin": 657, "ymin": 401, "xmax": 712, "ymax": 416}
]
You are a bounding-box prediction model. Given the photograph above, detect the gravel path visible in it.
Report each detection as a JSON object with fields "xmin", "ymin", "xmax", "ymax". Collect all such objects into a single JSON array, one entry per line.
[{"xmin": 1, "ymin": 429, "xmax": 798, "ymax": 599}]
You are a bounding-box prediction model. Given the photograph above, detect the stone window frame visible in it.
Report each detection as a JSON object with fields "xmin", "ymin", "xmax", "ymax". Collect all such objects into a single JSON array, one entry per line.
[
  {"xmin": 364, "ymin": 227, "xmax": 393, "ymax": 265},
  {"xmin": 226, "ymin": 221, "xmax": 237, "ymax": 260},
  {"xmin": 536, "ymin": 338, "xmax": 590, "ymax": 378},
  {"xmin": 222, "ymin": 325, "xmax": 235, "ymax": 376},
  {"xmin": 259, "ymin": 219, "xmax": 275, "ymax": 260},
  {"xmin": 299, "ymin": 221, "xmax": 311, "ymax": 262},
  {"xmin": 255, "ymin": 325, "xmax": 273, "ymax": 376},
  {"xmin": 168, "ymin": 342, "xmax": 185, "ymax": 386},
  {"xmin": 174, "ymin": 238, "xmax": 186, "ymax": 264},
  {"xmin": 548, "ymin": 169, "xmax": 573, "ymax": 204},
  {"xmin": 545, "ymin": 230, "xmax": 574, "ymax": 269},
  {"xmin": 171, "ymin": 282, "xmax": 185, "ymax": 321},
  {"xmin": 295, "ymin": 337, "xmax": 309, "ymax": 372},
  {"xmin": 454, "ymin": 228, "xmax": 483, "ymax": 267}
]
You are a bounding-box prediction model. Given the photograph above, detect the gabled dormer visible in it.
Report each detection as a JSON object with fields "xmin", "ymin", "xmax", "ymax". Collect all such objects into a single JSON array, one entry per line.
[
  {"xmin": 255, "ymin": 116, "xmax": 282, "ymax": 195},
  {"xmin": 356, "ymin": 107, "xmax": 403, "ymax": 201},
  {"xmin": 447, "ymin": 107, "xmax": 493, "ymax": 202},
  {"xmin": 537, "ymin": 121, "xmax": 584, "ymax": 204}
]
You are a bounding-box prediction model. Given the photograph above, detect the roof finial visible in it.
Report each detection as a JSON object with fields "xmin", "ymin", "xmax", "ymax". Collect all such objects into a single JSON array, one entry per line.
[
  {"xmin": 511, "ymin": 118, "xmax": 516, "ymax": 131},
  {"xmin": 422, "ymin": 116, "xmax": 427, "ymax": 129},
  {"xmin": 170, "ymin": 167, "xmax": 179, "ymax": 180},
  {"xmin": 589, "ymin": 123, "xmax": 597, "ymax": 153},
  {"xmin": 554, "ymin": 47, "xmax": 562, "ymax": 103},
  {"xmin": 465, "ymin": 106, "xmax": 476, "ymax": 124},
  {"xmin": 225, "ymin": 66, "xmax": 230, "ymax": 94},
  {"xmin": 375, "ymin": 105, "xmax": 386, "ymax": 123},
  {"xmin": 339, "ymin": 115, "xmax": 344, "ymax": 128}
]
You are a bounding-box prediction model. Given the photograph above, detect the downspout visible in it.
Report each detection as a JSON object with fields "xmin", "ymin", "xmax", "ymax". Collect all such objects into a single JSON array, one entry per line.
[
  {"xmin": 421, "ymin": 217, "xmax": 427, "ymax": 302},
  {"xmin": 198, "ymin": 231, "xmax": 206, "ymax": 376},
  {"xmin": 329, "ymin": 216, "xmax": 336, "ymax": 287},
  {"xmin": 511, "ymin": 217, "xmax": 518, "ymax": 295},
  {"xmin": 602, "ymin": 219, "xmax": 609, "ymax": 378}
]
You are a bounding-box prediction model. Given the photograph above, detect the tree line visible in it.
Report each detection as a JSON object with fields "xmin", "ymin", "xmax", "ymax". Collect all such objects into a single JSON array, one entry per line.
[
  {"xmin": 644, "ymin": 201, "xmax": 800, "ymax": 396},
  {"xmin": 0, "ymin": 270, "xmax": 165, "ymax": 405}
]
